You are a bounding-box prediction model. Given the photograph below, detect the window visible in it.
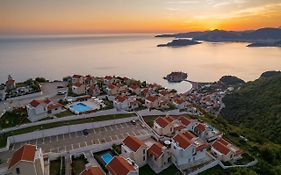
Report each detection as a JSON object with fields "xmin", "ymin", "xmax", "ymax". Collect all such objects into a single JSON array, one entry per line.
[
  {"xmin": 16, "ymin": 168, "xmax": 20, "ymax": 174},
  {"xmin": 143, "ymin": 156, "xmax": 146, "ymax": 161},
  {"xmin": 143, "ymin": 149, "xmax": 146, "ymax": 155}
]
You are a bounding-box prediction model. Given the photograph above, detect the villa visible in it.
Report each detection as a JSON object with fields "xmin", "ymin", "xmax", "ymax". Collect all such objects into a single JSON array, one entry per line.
[
  {"xmin": 0, "ymin": 84, "xmax": 6, "ymax": 101},
  {"xmin": 159, "ymin": 90, "xmax": 173, "ymax": 101},
  {"xmin": 171, "ymin": 131, "xmax": 208, "ymax": 168},
  {"xmin": 145, "ymin": 96, "xmax": 159, "ymax": 109},
  {"xmin": 121, "ymin": 136, "xmax": 148, "ymax": 167},
  {"xmin": 26, "ymin": 98, "xmax": 64, "ymax": 122},
  {"xmin": 72, "ymin": 82, "xmax": 86, "ymax": 95},
  {"xmin": 5, "ymin": 75, "xmax": 16, "ymax": 91},
  {"xmin": 211, "ymin": 138, "xmax": 242, "ymax": 162},
  {"xmin": 173, "ymin": 98, "xmax": 188, "ymax": 110},
  {"xmin": 79, "ymin": 166, "xmax": 104, "ymax": 175},
  {"xmin": 8, "ymin": 144, "xmax": 44, "ymax": 175},
  {"xmin": 106, "ymin": 156, "xmax": 139, "ymax": 175},
  {"xmin": 178, "ymin": 116, "xmax": 197, "ymax": 132},
  {"xmin": 129, "ymin": 84, "xmax": 141, "ymax": 95},
  {"xmin": 87, "ymin": 84, "xmax": 101, "ymax": 97},
  {"xmin": 194, "ymin": 123, "xmax": 222, "ymax": 142},
  {"xmin": 113, "ymin": 95, "xmax": 129, "ymax": 111},
  {"xmin": 147, "ymin": 142, "xmax": 171, "ymax": 173},
  {"xmin": 153, "ymin": 116, "xmax": 177, "ymax": 136},
  {"xmin": 72, "ymin": 74, "xmax": 84, "ymax": 85},
  {"xmin": 106, "ymin": 84, "xmax": 120, "ymax": 96}
]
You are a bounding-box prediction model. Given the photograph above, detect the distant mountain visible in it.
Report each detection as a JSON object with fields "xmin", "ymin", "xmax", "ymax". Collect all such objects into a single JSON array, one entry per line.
[
  {"xmin": 156, "ymin": 27, "xmax": 281, "ymax": 43},
  {"xmin": 157, "ymin": 39, "xmax": 201, "ymax": 47},
  {"xmin": 221, "ymin": 72, "xmax": 281, "ymax": 144}
]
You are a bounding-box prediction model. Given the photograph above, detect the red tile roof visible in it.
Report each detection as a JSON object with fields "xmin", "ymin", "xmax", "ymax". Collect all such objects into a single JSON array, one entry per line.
[
  {"xmin": 9, "ymin": 144, "xmax": 36, "ymax": 168},
  {"xmin": 73, "ymin": 74, "xmax": 83, "ymax": 78},
  {"xmin": 30, "ymin": 100, "xmax": 42, "ymax": 107},
  {"xmin": 148, "ymin": 142, "xmax": 164, "ymax": 159},
  {"xmin": 179, "ymin": 116, "xmax": 192, "ymax": 126},
  {"xmin": 182, "ymin": 131, "xmax": 196, "ymax": 140},
  {"xmin": 105, "ymin": 76, "xmax": 113, "ymax": 80},
  {"xmin": 146, "ymin": 96, "xmax": 158, "ymax": 102},
  {"xmin": 130, "ymin": 84, "xmax": 139, "ymax": 90},
  {"xmin": 123, "ymin": 135, "xmax": 146, "ymax": 152},
  {"xmin": 154, "ymin": 116, "xmax": 174, "ymax": 128},
  {"xmin": 195, "ymin": 123, "xmax": 206, "ymax": 133},
  {"xmin": 159, "ymin": 90, "xmax": 170, "ymax": 96},
  {"xmin": 173, "ymin": 133, "xmax": 192, "ymax": 149},
  {"xmin": 73, "ymin": 82, "xmax": 83, "ymax": 87},
  {"xmin": 115, "ymin": 96, "xmax": 128, "ymax": 103},
  {"xmin": 108, "ymin": 84, "xmax": 117, "ymax": 89},
  {"xmin": 80, "ymin": 166, "xmax": 104, "ymax": 175},
  {"xmin": 6, "ymin": 79, "xmax": 15, "ymax": 86},
  {"xmin": 174, "ymin": 98, "xmax": 185, "ymax": 105},
  {"xmin": 212, "ymin": 139, "xmax": 231, "ymax": 155},
  {"xmin": 106, "ymin": 156, "xmax": 135, "ymax": 175}
]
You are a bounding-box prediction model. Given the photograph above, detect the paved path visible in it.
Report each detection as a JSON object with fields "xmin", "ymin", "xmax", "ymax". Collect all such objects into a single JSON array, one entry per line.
[
  {"xmin": 137, "ymin": 109, "xmax": 188, "ymax": 116},
  {"xmin": 65, "ymin": 154, "xmax": 72, "ymax": 175}
]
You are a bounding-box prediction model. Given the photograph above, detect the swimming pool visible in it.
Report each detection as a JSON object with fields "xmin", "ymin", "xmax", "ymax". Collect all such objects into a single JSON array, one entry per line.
[
  {"xmin": 101, "ymin": 152, "xmax": 113, "ymax": 164},
  {"xmin": 69, "ymin": 103, "xmax": 93, "ymax": 113}
]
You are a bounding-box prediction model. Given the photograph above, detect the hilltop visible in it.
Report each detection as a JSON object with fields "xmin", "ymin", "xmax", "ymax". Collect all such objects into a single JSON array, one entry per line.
[{"xmin": 221, "ymin": 71, "xmax": 281, "ymax": 144}]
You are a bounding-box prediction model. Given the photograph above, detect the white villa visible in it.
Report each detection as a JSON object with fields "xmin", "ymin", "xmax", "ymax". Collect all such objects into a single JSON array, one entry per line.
[
  {"xmin": 113, "ymin": 95, "xmax": 129, "ymax": 111},
  {"xmin": 153, "ymin": 116, "xmax": 177, "ymax": 136},
  {"xmin": 8, "ymin": 144, "xmax": 45, "ymax": 175},
  {"xmin": 171, "ymin": 131, "xmax": 208, "ymax": 168},
  {"xmin": 121, "ymin": 135, "xmax": 148, "ymax": 167},
  {"xmin": 72, "ymin": 82, "xmax": 86, "ymax": 95},
  {"xmin": 26, "ymin": 98, "xmax": 64, "ymax": 122}
]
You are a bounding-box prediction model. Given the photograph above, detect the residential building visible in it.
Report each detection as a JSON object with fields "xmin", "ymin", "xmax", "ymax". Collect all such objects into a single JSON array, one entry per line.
[
  {"xmin": 106, "ymin": 84, "xmax": 119, "ymax": 96},
  {"xmin": 6, "ymin": 75, "xmax": 16, "ymax": 91},
  {"xmin": 145, "ymin": 96, "xmax": 159, "ymax": 109},
  {"xmin": 8, "ymin": 144, "xmax": 44, "ymax": 175},
  {"xmin": 153, "ymin": 116, "xmax": 176, "ymax": 136},
  {"xmin": 171, "ymin": 132, "xmax": 208, "ymax": 168},
  {"xmin": 178, "ymin": 116, "xmax": 197, "ymax": 132},
  {"xmin": 121, "ymin": 136, "xmax": 147, "ymax": 167},
  {"xmin": 106, "ymin": 156, "xmax": 139, "ymax": 175},
  {"xmin": 0, "ymin": 85, "xmax": 6, "ymax": 101},
  {"xmin": 147, "ymin": 142, "xmax": 171, "ymax": 173},
  {"xmin": 173, "ymin": 98, "xmax": 187, "ymax": 110},
  {"xmin": 26, "ymin": 98, "xmax": 64, "ymax": 122},
  {"xmin": 211, "ymin": 138, "xmax": 242, "ymax": 162},
  {"xmin": 159, "ymin": 90, "xmax": 173, "ymax": 101},
  {"xmin": 194, "ymin": 123, "xmax": 222, "ymax": 142},
  {"xmin": 72, "ymin": 74, "xmax": 84, "ymax": 85},
  {"xmin": 72, "ymin": 83, "xmax": 86, "ymax": 95},
  {"xmin": 114, "ymin": 95, "xmax": 129, "ymax": 111},
  {"xmin": 104, "ymin": 76, "xmax": 115, "ymax": 85},
  {"xmin": 129, "ymin": 84, "xmax": 141, "ymax": 95},
  {"xmin": 79, "ymin": 166, "xmax": 105, "ymax": 175},
  {"xmin": 87, "ymin": 85, "xmax": 101, "ymax": 97}
]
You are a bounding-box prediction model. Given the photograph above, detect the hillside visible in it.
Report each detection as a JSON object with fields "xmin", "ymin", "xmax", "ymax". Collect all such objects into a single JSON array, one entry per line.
[{"xmin": 221, "ymin": 73, "xmax": 281, "ymax": 144}]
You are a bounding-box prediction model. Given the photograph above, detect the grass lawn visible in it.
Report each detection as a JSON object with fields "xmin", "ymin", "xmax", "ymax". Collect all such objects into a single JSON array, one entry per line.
[
  {"xmin": 0, "ymin": 113, "xmax": 134, "ymax": 148},
  {"xmin": 139, "ymin": 164, "xmax": 181, "ymax": 175},
  {"xmin": 0, "ymin": 108, "xmax": 30, "ymax": 129},
  {"xmin": 71, "ymin": 155, "xmax": 88, "ymax": 175},
  {"xmin": 55, "ymin": 110, "xmax": 74, "ymax": 118},
  {"xmin": 50, "ymin": 158, "xmax": 61, "ymax": 175}
]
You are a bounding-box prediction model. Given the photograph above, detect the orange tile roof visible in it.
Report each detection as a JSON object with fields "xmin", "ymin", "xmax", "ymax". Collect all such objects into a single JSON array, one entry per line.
[
  {"xmin": 173, "ymin": 133, "xmax": 192, "ymax": 149},
  {"xmin": 106, "ymin": 156, "xmax": 135, "ymax": 175},
  {"xmin": 155, "ymin": 116, "xmax": 174, "ymax": 128},
  {"xmin": 182, "ymin": 131, "xmax": 196, "ymax": 140},
  {"xmin": 148, "ymin": 142, "xmax": 164, "ymax": 159},
  {"xmin": 6, "ymin": 79, "xmax": 15, "ymax": 86},
  {"xmin": 9, "ymin": 144, "xmax": 36, "ymax": 168},
  {"xmin": 123, "ymin": 135, "xmax": 146, "ymax": 152},
  {"xmin": 195, "ymin": 123, "xmax": 206, "ymax": 133},
  {"xmin": 80, "ymin": 166, "xmax": 104, "ymax": 175},
  {"xmin": 115, "ymin": 96, "xmax": 128, "ymax": 103},
  {"xmin": 73, "ymin": 82, "xmax": 83, "ymax": 87},
  {"xmin": 212, "ymin": 140, "xmax": 231, "ymax": 155},
  {"xmin": 146, "ymin": 96, "xmax": 158, "ymax": 102},
  {"xmin": 179, "ymin": 116, "xmax": 192, "ymax": 126},
  {"xmin": 73, "ymin": 74, "xmax": 83, "ymax": 78}
]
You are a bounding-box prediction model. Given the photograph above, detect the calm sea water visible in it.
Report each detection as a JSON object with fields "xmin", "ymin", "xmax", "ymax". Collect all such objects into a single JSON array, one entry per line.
[{"xmin": 0, "ymin": 34, "xmax": 281, "ymax": 93}]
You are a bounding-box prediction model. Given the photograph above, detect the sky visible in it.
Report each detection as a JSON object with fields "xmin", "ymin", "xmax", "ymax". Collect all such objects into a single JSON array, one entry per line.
[{"xmin": 0, "ymin": 0, "xmax": 281, "ymax": 34}]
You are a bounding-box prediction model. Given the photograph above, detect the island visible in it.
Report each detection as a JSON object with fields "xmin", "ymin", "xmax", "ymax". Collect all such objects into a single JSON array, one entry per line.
[
  {"xmin": 247, "ymin": 40, "xmax": 281, "ymax": 47},
  {"xmin": 157, "ymin": 39, "xmax": 201, "ymax": 47},
  {"xmin": 164, "ymin": 71, "xmax": 188, "ymax": 82}
]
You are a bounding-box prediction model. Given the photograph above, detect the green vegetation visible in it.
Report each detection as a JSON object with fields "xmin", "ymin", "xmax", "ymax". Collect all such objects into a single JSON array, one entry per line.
[
  {"xmin": 140, "ymin": 164, "xmax": 181, "ymax": 175},
  {"xmin": 50, "ymin": 156, "xmax": 65, "ymax": 175},
  {"xmin": 221, "ymin": 76, "xmax": 281, "ymax": 144},
  {"xmin": 219, "ymin": 75, "xmax": 245, "ymax": 86},
  {"xmin": 55, "ymin": 110, "xmax": 74, "ymax": 118},
  {"xmin": 35, "ymin": 77, "xmax": 49, "ymax": 83},
  {"xmin": 112, "ymin": 144, "xmax": 121, "ymax": 154},
  {"xmin": 0, "ymin": 107, "xmax": 30, "ymax": 129},
  {"xmin": 199, "ymin": 165, "xmax": 258, "ymax": 175},
  {"xmin": 0, "ymin": 113, "xmax": 134, "ymax": 148},
  {"xmin": 260, "ymin": 70, "xmax": 281, "ymax": 78},
  {"xmin": 71, "ymin": 155, "xmax": 88, "ymax": 175}
]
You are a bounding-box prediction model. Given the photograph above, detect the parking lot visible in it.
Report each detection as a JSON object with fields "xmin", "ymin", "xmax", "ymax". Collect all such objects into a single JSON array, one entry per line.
[{"xmin": 9, "ymin": 120, "xmax": 150, "ymax": 154}]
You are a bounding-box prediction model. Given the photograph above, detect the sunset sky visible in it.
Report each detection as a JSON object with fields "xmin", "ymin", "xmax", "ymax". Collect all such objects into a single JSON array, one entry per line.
[{"xmin": 1, "ymin": 0, "xmax": 281, "ymax": 34}]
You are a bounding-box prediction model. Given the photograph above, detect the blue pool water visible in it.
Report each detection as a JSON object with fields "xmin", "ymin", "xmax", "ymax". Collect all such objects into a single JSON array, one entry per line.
[
  {"xmin": 69, "ymin": 103, "xmax": 92, "ymax": 113},
  {"xmin": 101, "ymin": 153, "xmax": 113, "ymax": 164}
]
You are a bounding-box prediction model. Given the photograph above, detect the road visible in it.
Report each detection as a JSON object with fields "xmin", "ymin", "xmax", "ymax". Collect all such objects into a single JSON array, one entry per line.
[{"xmin": 0, "ymin": 82, "xmax": 67, "ymax": 116}]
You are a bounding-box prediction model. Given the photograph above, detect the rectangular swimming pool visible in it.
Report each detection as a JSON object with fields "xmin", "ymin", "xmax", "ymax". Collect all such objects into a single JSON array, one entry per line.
[
  {"xmin": 101, "ymin": 152, "xmax": 113, "ymax": 164},
  {"xmin": 69, "ymin": 103, "xmax": 93, "ymax": 113}
]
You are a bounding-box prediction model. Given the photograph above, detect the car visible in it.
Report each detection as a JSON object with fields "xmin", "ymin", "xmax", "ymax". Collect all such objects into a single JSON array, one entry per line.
[
  {"xmin": 131, "ymin": 120, "xmax": 136, "ymax": 125},
  {"xmin": 82, "ymin": 129, "xmax": 89, "ymax": 135},
  {"xmin": 57, "ymin": 86, "xmax": 64, "ymax": 89}
]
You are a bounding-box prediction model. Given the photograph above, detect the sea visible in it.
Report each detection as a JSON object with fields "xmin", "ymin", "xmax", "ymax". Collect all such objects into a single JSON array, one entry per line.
[{"xmin": 0, "ymin": 34, "xmax": 281, "ymax": 93}]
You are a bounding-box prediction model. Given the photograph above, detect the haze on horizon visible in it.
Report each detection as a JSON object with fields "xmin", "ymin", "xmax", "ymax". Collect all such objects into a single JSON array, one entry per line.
[{"xmin": 1, "ymin": 0, "xmax": 281, "ymax": 34}]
